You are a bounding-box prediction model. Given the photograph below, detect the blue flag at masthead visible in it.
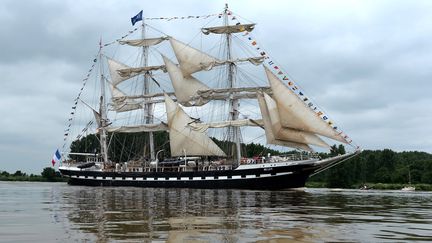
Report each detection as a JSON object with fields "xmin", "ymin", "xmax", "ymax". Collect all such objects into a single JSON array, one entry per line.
[{"xmin": 131, "ymin": 10, "xmax": 143, "ymax": 26}]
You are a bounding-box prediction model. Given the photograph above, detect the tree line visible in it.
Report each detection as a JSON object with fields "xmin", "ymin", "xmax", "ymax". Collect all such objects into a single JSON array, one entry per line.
[
  {"xmin": 310, "ymin": 145, "xmax": 432, "ymax": 189},
  {"xmin": 0, "ymin": 167, "xmax": 65, "ymax": 182}
]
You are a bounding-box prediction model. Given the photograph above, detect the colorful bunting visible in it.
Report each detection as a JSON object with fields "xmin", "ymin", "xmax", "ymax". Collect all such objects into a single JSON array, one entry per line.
[
  {"xmin": 240, "ymin": 29, "xmax": 355, "ymax": 145},
  {"xmin": 144, "ymin": 13, "xmax": 218, "ymax": 21},
  {"xmin": 62, "ymin": 52, "xmax": 99, "ymax": 150}
]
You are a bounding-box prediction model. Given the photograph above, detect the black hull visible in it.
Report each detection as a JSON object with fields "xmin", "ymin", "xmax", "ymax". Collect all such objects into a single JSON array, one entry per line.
[
  {"xmin": 60, "ymin": 164, "xmax": 315, "ymax": 190},
  {"xmin": 66, "ymin": 172, "xmax": 310, "ymax": 190},
  {"xmin": 59, "ymin": 152, "xmax": 359, "ymax": 190}
]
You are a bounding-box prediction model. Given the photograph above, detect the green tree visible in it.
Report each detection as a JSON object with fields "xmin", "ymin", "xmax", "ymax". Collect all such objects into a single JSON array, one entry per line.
[
  {"xmin": 41, "ymin": 167, "xmax": 56, "ymax": 181},
  {"xmin": 13, "ymin": 170, "xmax": 25, "ymax": 177},
  {"xmin": 1, "ymin": 171, "xmax": 10, "ymax": 177},
  {"xmin": 325, "ymin": 144, "xmax": 353, "ymax": 188}
]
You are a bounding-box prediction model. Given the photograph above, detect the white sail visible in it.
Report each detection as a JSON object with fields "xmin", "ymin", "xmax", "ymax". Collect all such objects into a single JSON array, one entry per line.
[
  {"xmin": 202, "ymin": 24, "xmax": 255, "ymax": 35},
  {"xmin": 188, "ymin": 119, "xmax": 264, "ymax": 132},
  {"xmin": 263, "ymin": 93, "xmax": 329, "ymax": 148},
  {"xmin": 107, "ymin": 58, "xmax": 131, "ymax": 86},
  {"xmin": 257, "ymin": 93, "xmax": 312, "ymax": 151},
  {"xmin": 169, "ymin": 38, "xmax": 263, "ymax": 75},
  {"xmin": 162, "ymin": 55, "xmax": 209, "ymax": 106},
  {"xmin": 118, "ymin": 37, "xmax": 168, "ymax": 47},
  {"xmin": 165, "ymin": 94, "xmax": 226, "ymax": 157},
  {"xmin": 109, "ymin": 84, "xmax": 126, "ymax": 99},
  {"xmin": 92, "ymin": 110, "xmax": 102, "ymax": 128},
  {"xmin": 109, "ymin": 84, "xmax": 142, "ymax": 112},
  {"xmin": 107, "ymin": 123, "xmax": 168, "ymax": 133},
  {"xmin": 265, "ymin": 67, "xmax": 347, "ymax": 143},
  {"xmin": 169, "ymin": 37, "xmax": 221, "ymax": 76}
]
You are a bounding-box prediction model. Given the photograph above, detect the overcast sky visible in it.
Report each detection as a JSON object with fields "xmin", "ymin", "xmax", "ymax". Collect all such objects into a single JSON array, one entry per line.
[{"xmin": 1, "ymin": 0, "xmax": 431, "ymax": 174}]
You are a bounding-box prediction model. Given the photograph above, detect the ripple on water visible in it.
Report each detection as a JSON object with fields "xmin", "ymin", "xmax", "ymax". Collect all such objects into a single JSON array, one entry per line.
[{"xmin": 1, "ymin": 182, "xmax": 432, "ymax": 242}]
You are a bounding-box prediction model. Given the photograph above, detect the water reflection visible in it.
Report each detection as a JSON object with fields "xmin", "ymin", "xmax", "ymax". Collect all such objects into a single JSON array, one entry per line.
[{"xmin": 55, "ymin": 187, "xmax": 432, "ymax": 242}]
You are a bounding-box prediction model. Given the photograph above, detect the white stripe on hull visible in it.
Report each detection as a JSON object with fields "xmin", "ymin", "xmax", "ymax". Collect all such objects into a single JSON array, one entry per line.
[{"xmin": 68, "ymin": 172, "xmax": 293, "ymax": 181}]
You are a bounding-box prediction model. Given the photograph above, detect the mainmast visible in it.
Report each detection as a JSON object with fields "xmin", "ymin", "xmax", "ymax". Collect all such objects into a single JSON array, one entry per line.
[
  {"xmin": 99, "ymin": 50, "xmax": 109, "ymax": 163},
  {"xmin": 141, "ymin": 20, "xmax": 156, "ymax": 161},
  {"xmin": 224, "ymin": 4, "xmax": 242, "ymax": 167}
]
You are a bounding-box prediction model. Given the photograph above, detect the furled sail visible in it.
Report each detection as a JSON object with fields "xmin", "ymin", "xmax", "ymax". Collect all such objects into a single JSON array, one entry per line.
[
  {"xmin": 107, "ymin": 58, "xmax": 165, "ymax": 86},
  {"xmin": 195, "ymin": 56, "xmax": 265, "ymax": 73},
  {"xmin": 188, "ymin": 119, "xmax": 264, "ymax": 132},
  {"xmin": 263, "ymin": 93, "xmax": 329, "ymax": 148},
  {"xmin": 111, "ymin": 102, "xmax": 142, "ymax": 112},
  {"xmin": 202, "ymin": 24, "xmax": 255, "ymax": 35},
  {"xmin": 106, "ymin": 123, "xmax": 168, "ymax": 133},
  {"xmin": 162, "ymin": 55, "xmax": 209, "ymax": 106},
  {"xmin": 165, "ymin": 94, "xmax": 226, "ymax": 157},
  {"xmin": 109, "ymin": 84, "xmax": 142, "ymax": 112},
  {"xmin": 116, "ymin": 87, "xmax": 269, "ymax": 104},
  {"xmin": 197, "ymin": 86, "xmax": 271, "ymax": 96},
  {"xmin": 264, "ymin": 67, "xmax": 347, "ymax": 143},
  {"xmin": 116, "ymin": 65, "xmax": 166, "ymax": 78},
  {"xmin": 118, "ymin": 37, "xmax": 169, "ymax": 47},
  {"xmin": 257, "ymin": 93, "xmax": 312, "ymax": 151},
  {"xmin": 169, "ymin": 38, "xmax": 221, "ymax": 76}
]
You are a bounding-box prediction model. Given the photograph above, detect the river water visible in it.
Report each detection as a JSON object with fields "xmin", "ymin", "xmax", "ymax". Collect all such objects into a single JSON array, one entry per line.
[{"xmin": 0, "ymin": 182, "xmax": 431, "ymax": 242}]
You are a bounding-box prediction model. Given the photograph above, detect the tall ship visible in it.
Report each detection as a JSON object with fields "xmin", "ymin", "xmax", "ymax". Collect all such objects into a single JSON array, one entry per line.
[{"xmin": 58, "ymin": 5, "xmax": 360, "ymax": 189}]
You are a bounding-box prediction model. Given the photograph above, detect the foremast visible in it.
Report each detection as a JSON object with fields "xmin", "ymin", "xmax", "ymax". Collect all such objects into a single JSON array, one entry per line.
[{"xmin": 99, "ymin": 49, "xmax": 109, "ymax": 164}]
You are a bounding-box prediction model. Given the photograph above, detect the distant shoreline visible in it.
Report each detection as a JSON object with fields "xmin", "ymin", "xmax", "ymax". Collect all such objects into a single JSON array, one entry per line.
[
  {"xmin": 0, "ymin": 167, "xmax": 67, "ymax": 182},
  {"xmin": 0, "ymin": 176, "xmax": 67, "ymax": 182},
  {"xmin": 0, "ymin": 179, "xmax": 430, "ymax": 191},
  {"xmin": 306, "ymin": 182, "xmax": 432, "ymax": 191}
]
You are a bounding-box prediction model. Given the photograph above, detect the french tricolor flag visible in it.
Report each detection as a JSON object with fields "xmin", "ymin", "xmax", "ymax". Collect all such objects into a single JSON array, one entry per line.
[{"xmin": 52, "ymin": 149, "xmax": 61, "ymax": 166}]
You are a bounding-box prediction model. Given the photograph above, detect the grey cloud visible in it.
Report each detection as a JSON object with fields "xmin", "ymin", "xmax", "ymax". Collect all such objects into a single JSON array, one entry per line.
[{"xmin": 1, "ymin": 0, "xmax": 431, "ymax": 174}]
